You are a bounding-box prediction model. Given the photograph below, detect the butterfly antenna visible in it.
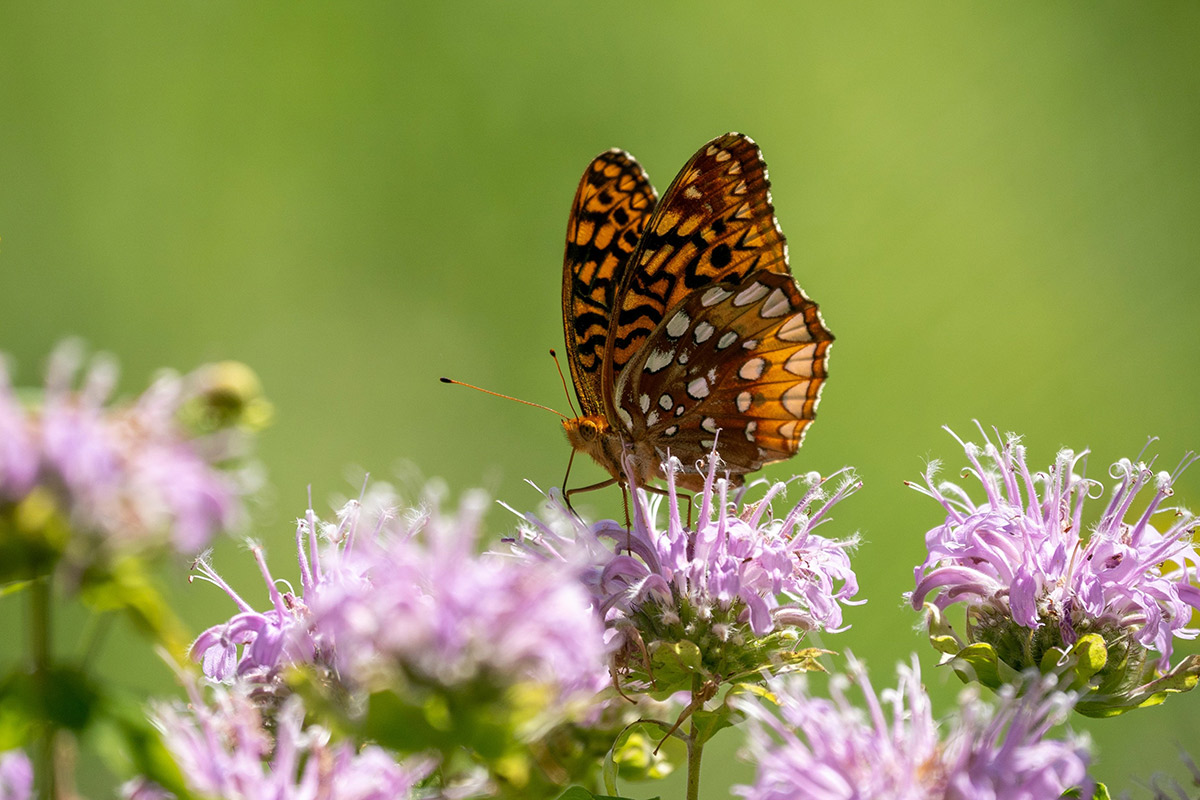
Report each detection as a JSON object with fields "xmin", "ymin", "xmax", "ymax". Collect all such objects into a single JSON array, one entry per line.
[
  {"xmin": 548, "ymin": 349, "xmax": 579, "ymax": 418},
  {"xmin": 439, "ymin": 377, "xmax": 568, "ymax": 419}
]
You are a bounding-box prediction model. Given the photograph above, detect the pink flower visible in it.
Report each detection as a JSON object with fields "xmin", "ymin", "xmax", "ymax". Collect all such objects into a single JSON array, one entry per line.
[{"xmin": 735, "ymin": 656, "xmax": 1092, "ymax": 800}]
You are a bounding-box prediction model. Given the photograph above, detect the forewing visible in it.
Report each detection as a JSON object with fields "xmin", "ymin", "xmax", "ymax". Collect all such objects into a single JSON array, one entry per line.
[
  {"xmin": 562, "ymin": 149, "xmax": 657, "ymax": 416},
  {"xmin": 604, "ymin": 133, "xmax": 789, "ymax": 406},
  {"xmin": 614, "ymin": 269, "xmax": 833, "ymax": 477}
]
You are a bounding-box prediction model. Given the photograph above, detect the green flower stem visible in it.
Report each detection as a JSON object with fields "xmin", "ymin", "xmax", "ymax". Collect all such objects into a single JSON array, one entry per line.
[
  {"xmin": 30, "ymin": 575, "xmax": 55, "ymax": 800},
  {"xmin": 685, "ymin": 675, "xmax": 705, "ymax": 800}
]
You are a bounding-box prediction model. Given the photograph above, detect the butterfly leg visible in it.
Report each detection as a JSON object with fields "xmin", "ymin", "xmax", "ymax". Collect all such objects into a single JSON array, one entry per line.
[
  {"xmin": 637, "ymin": 484, "xmax": 695, "ymax": 528},
  {"xmin": 563, "ymin": 477, "xmax": 619, "ymax": 522}
]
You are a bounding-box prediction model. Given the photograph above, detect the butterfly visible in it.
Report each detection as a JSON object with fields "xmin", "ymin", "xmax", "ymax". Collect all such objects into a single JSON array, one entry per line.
[{"xmin": 560, "ymin": 132, "xmax": 833, "ymax": 495}]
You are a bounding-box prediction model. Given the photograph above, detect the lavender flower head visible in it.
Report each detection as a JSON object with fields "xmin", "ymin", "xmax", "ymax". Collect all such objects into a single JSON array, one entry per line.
[
  {"xmin": 191, "ymin": 482, "xmax": 608, "ymax": 710},
  {"xmin": 512, "ymin": 447, "xmax": 861, "ymax": 691},
  {"xmin": 0, "ymin": 750, "xmax": 32, "ymax": 800},
  {"xmin": 909, "ymin": 426, "xmax": 1200, "ymax": 714},
  {"xmin": 130, "ymin": 678, "xmax": 435, "ymax": 800},
  {"xmin": 734, "ymin": 656, "xmax": 1092, "ymax": 800},
  {"xmin": 0, "ymin": 342, "xmax": 254, "ymax": 561}
]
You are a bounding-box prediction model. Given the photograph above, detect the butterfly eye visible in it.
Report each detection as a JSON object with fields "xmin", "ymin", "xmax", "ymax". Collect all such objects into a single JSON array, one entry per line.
[{"xmin": 579, "ymin": 419, "xmax": 599, "ymax": 441}]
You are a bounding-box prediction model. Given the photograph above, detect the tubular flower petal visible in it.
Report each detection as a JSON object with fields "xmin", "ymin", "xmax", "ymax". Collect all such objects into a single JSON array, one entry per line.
[
  {"xmin": 131, "ymin": 680, "xmax": 435, "ymax": 800},
  {"xmin": 509, "ymin": 444, "xmax": 862, "ymax": 690},
  {"xmin": 909, "ymin": 425, "xmax": 1200, "ymax": 713},
  {"xmin": 0, "ymin": 342, "xmax": 251, "ymax": 559},
  {"xmin": 733, "ymin": 656, "xmax": 1092, "ymax": 800},
  {"xmin": 191, "ymin": 483, "xmax": 608, "ymax": 706}
]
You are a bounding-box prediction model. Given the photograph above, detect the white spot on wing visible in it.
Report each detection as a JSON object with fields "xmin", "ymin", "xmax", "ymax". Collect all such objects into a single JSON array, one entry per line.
[
  {"xmin": 733, "ymin": 282, "xmax": 769, "ymax": 307},
  {"xmin": 745, "ymin": 421, "xmax": 757, "ymax": 441},
  {"xmin": 760, "ymin": 288, "xmax": 790, "ymax": 318},
  {"xmin": 781, "ymin": 383, "xmax": 812, "ymax": 418},
  {"xmin": 664, "ymin": 425, "xmax": 678, "ymax": 436},
  {"xmin": 701, "ymin": 417, "xmax": 718, "ymax": 433},
  {"xmin": 666, "ymin": 311, "xmax": 690, "ymax": 339},
  {"xmin": 693, "ymin": 321, "xmax": 715, "ymax": 344},
  {"xmin": 617, "ymin": 407, "xmax": 634, "ymax": 431},
  {"xmin": 687, "ymin": 377, "xmax": 710, "ymax": 399},
  {"xmin": 778, "ymin": 315, "xmax": 814, "ymax": 343},
  {"xmin": 784, "ymin": 344, "xmax": 818, "ymax": 377},
  {"xmin": 717, "ymin": 331, "xmax": 738, "ymax": 350},
  {"xmin": 684, "ymin": 185, "xmax": 702, "ymax": 199},
  {"xmin": 739, "ymin": 357, "xmax": 767, "ymax": 381},
  {"xmin": 701, "ymin": 286, "xmax": 732, "ymax": 307},
  {"xmin": 742, "ymin": 339, "xmax": 759, "ymax": 350},
  {"xmin": 646, "ymin": 349, "xmax": 673, "ymax": 373},
  {"xmin": 639, "ymin": 394, "xmax": 651, "ymax": 413},
  {"xmin": 736, "ymin": 390, "xmax": 753, "ymax": 413},
  {"xmin": 659, "ymin": 393, "xmax": 673, "ymax": 411}
]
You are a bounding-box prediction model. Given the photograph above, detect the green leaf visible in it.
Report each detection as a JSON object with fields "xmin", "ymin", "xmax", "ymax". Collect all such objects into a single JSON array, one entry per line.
[
  {"xmin": 79, "ymin": 557, "xmax": 191, "ymax": 660},
  {"xmin": 692, "ymin": 704, "xmax": 739, "ymax": 747},
  {"xmin": 0, "ymin": 579, "xmax": 33, "ymax": 598},
  {"xmin": 364, "ymin": 687, "xmax": 455, "ymax": 753},
  {"xmin": 554, "ymin": 791, "xmax": 652, "ymax": 800},
  {"xmin": 0, "ymin": 666, "xmax": 101, "ymax": 732},
  {"xmin": 554, "ymin": 789, "xmax": 596, "ymax": 800},
  {"xmin": 603, "ymin": 719, "xmax": 681, "ymax": 793}
]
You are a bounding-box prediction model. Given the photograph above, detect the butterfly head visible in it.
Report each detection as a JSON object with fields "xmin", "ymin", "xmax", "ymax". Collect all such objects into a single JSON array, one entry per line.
[
  {"xmin": 562, "ymin": 413, "xmax": 626, "ymax": 470},
  {"xmin": 562, "ymin": 414, "xmax": 609, "ymax": 447}
]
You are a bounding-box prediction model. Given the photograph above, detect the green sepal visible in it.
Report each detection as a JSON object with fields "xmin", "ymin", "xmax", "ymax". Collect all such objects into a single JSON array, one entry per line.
[
  {"xmin": 1062, "ymin": 780, "xmax": 1110, "ymax": 799},
  {"xmin": 922, "ymin": 601, "xmax": 1200, "ymax": 716},
  {"xmin": 644, "ymin": 640, "xmax": 703, "ymax": 699},
  {"xmin": 1043, "ymin": 633, "xmax": 1108, "ymax": 692},
  {"xmin": 944, "ymin": 642, "xmax": 1009, "ymax": 690},
  {"xmin": 602, "ymin": 719, "xmax": 681, "ymax": 794},
  {"xmin": 923, "ymin": 603, "xmax": 966, "ymax": 654},
  {"xmin": 1074, "ymin": 654, "xmax": 1200, "ymax": 718}
]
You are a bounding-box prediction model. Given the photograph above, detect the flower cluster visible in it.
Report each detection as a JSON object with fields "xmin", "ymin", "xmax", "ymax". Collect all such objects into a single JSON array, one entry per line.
[
  {"xmin": 734, "ymin": 656, "xmax": 1092, "ymax": 800},
  {"xmin": 127, "ymin": 679, "xmax": 435, "ymax": 800},
  {"xmin": 909, "ymin": 426, "xmax": 1200, "ymax": 713},
  {"xmin": 510, "ymin": 448, "xmax": 861, "ymax": 698},
  {"xmin": 191, "ymin": 482, "xmax": 608, "ymax": 706},
  {"xmin": 0, "ymin": 342, "xmax": 254, "ymax": 562}
]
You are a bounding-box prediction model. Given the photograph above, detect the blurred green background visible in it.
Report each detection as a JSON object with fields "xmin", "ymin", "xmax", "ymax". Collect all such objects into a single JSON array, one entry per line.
[{"xmin": 2, "ymin": 3, "xmax": 1199, "ymax": 797}]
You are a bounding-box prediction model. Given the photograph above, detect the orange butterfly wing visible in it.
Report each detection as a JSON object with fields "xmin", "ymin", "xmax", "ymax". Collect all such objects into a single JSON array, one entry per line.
[
  {"xmin": 562, "ymin": 133, "xmax": 832, "ymax": 490},
  {"xmin": 562, "ymin": 150, "xmax": 657, "ymax": 417}
]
